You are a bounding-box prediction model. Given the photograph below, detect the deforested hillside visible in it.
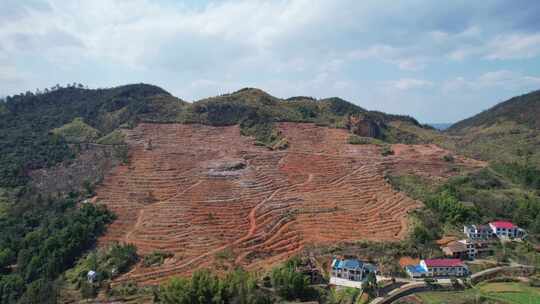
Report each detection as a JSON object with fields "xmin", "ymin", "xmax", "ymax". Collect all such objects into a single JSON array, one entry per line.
[{"xmin": 95, "ymin": 122, "xmax": 483, "ymax": 285}]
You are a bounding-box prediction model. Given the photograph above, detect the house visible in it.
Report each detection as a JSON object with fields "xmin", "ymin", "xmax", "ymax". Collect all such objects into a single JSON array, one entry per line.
[
  {"xmin": 330, "ymin": 258, "xmax": 377, "ymax": 288},
  {"xmin": 460, "ymin": 239, "xmax": 494, "ymax": 259},
  {"xmin": 489, "ymin": 221, "xmax": 527, "ymax": 239},
  {"xmin": 463, "ymin": 224, "xmax": 493, "ymax": 240},
  {"xmin": 406, "ymin": 259, "xmax": 468, "ymax": 278},
  {"xmin": 442, "ymin": 239, "xmax": 495, "ymax": 260},
  {"xmin": 442, "ymin": 241, "xmax": 469, "ymax": 259}
]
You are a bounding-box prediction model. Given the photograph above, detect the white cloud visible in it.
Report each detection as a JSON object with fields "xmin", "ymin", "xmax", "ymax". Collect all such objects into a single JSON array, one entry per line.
[
  {"xmin": 445, "ymin": 31, "xmax": 540, "ymax": 61},
  {"xmin": 349, "ymin": 44, "xmax": 427, "ymax": 71},
  {"xmin": 442, "ymin": 70, "xmax": 540, "ymax": 92},
  {"xmin": 390, "ymin": 78, "xmax": 433, "ymax": 90},
  {"xmin": 485, "ymin": 33, "xmax": 540, "ymax": 60}
]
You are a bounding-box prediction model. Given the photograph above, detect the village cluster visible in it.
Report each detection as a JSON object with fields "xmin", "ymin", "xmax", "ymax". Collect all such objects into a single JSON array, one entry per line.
[{"xmin": 330, "ymin": 220, "xmax": 527, "ymax": 288}]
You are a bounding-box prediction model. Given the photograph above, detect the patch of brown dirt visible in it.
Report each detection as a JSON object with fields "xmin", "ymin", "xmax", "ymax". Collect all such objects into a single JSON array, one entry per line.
[
  {"xmin": 30, "ymin": 144, "xmax": 120, "ymax": 195},
  {"xmin": 399, "ymin": 256, "xmax": 420, "ymax": 267},
  {"xmin": 94, "ymin": 122, "xmax": 480, "ymax": 286},
  {"xmin": 386, "ymin": 143, "xmax": 485, "ymax": 180}
]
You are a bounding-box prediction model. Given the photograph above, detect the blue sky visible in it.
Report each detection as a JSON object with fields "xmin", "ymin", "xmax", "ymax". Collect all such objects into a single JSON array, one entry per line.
[{"xmin": 1, "ymin": 0, "xmax": 540, "ymax": 123}]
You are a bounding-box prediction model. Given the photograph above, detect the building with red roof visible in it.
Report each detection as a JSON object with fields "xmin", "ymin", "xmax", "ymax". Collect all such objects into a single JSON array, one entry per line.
[
  {"xmin": 423, "ymin": 258, "xmax": 464, "ymax": 267},
  {"xmin": 405, "ymin": 258, "xmax": 468, "ymax": 278},
  {"xmin": 489, "ymin": 220, "xmax": 526, "ymax": 239}
]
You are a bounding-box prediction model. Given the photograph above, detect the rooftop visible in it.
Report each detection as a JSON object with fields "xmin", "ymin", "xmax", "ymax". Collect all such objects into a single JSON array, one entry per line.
[
  {"xmin": 406, "ymin": 265, "xmax": 427, "ymax": 274},
  {"xmin": 443, "ymin": 241, "xmax": 467, "ymax": 253},
  {"xmin": 332, "ymin": 258, "xmax": 364, "ymax": 270},
  {"xmin": 424, "ymin": 258, "xmax": 464, "ymax": 267},
  {"xmin": 490, "ymin": 221, "xmax": 516, "ymax": 229}
]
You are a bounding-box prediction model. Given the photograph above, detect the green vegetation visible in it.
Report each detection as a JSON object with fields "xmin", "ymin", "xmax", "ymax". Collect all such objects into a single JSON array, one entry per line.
[
  {"xmin": 325, "ymin": 287, "xmax": 365, "ymax": 304},
  {"xmin": 270, "ymin": 258, "xmax": 313, "ymax": 301},
  {"xmin": 450, "ymin": 121, "xmax": 540, "ymax": 168},
  {"xmin": 381, "ymin": 145, "xmax": 395, "ymax": 156},
  {"xmin": 142, "ymin": 251, "xmax": 173, "ymax": 267},
  {"xmin": 416, "ymin": 282, "xmax": 540, "ymax": 304},
  {"xmin": 158, "ymin": 269, "xmax": 272, "ymax": 304},
  {"xmin": 0, "ymin": 201, "xmax": 114, "ymax": 303},
  {"xmin": 449, "ymin": 90, "xmax": 540, "ymax": 132},
  {"xmin": 52, "ymin": 117, "xmax": 100, "ymax": 143},
  {"xmin": 65, "ymin": 243, "xmax": 138, "ymax": 298},
  {"xmin": 415, "ymin": 288, "xmax": 483, "ymax": 304},
  {"xmin": 479, "ymin": 282, "xmax": 540, "ymax": 304},
  {"xmin": 0, "ymin": 84, "xmax": 172, "ymax": 188},
  {"xmin": 389, "ymin": 164, "xmax": 540, "ymax": 241},
  {"xmin": 447, "ymin": 90, "xmax": 540, "ymax": 167},
  {"xmin": 96, "ymin": 129, "xmax": 126, "ymax": 145}
]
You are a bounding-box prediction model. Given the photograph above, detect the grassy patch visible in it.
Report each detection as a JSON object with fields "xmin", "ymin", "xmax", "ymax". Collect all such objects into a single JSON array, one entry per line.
[
  {"xmin": 387, "ymin": 174, "xmax": 440, "ymax": 201},
  {"xmin": 52, "ymin": 117, "xmax": 100, "ymax": 143},
  {"xmin": 417, "ymin": 289, "xmax": 480, "ymax": 304},
  {"xmin": 96, "ymin": 129, "xmax": 126, "ymax": 145},
  {"xmin": 348, "ymin": 135, "xmax": 383, "ymax": 145},
  {"xmin": 142, "ymin": 251, "xmax": 173, "ymax": 267},
  {"xmin": 478, "ymin": 282, "xmax": 540, "ymax": 304},
  {"xmin": 416, "ymin": 282, "xmax": 540, "ymax": 304}
]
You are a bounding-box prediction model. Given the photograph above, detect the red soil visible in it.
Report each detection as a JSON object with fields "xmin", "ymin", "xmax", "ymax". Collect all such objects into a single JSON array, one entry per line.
[
  {"xmin": 387, "ymin": 143, "xmax": 485, "ymax": 179},
  {"xmin": 95, "ymin": 122, "xmax": 480, "ymax": 286}
]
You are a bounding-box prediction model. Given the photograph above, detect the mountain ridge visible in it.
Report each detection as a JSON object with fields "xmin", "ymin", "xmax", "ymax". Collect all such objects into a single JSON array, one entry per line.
[{"xmin": 448, "ymin": 89, "xmax": 540, "ymax": 133}]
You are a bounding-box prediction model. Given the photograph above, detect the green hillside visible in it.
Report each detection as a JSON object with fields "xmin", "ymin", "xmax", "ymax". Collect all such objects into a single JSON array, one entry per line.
[
  {"xmin": 448, "ymin": 90, "xmax": 540, "ymax": 132},
  {"xmin": 446, "ymin": 90, "xmax": 540, "ymax": 167}
]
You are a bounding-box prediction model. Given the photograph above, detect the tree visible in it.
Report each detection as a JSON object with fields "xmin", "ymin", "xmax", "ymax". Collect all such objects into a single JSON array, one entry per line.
[
  {"xmin": 361, "ymin": 272, "xmax": 377, "ymax": 298},
  {"xmin": 270, "ymin": 263, "xmax": 310, "ymax": 300}
]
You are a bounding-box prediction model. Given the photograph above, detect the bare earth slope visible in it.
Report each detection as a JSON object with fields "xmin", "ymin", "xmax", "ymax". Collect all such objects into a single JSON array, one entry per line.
[{"xmin": 95, "ymin": 122, "xmax": 483, "ymax": 285}]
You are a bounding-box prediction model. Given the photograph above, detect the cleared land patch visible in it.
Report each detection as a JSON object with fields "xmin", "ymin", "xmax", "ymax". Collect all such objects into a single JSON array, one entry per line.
[{"xmin": 94, "ymin": 122, "xmax": 481, "ymax": 285}]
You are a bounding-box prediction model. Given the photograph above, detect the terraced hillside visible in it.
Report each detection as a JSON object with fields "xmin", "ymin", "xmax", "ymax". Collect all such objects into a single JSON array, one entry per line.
[{"xmin": 95, "ymin": 122, "xmax": 483, "ymax": 285}]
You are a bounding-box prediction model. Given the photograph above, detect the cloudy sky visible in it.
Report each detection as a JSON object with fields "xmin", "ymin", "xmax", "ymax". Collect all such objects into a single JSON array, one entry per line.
[{"xmin": 2, "ymin": 0, "xmax": 540, "ymax": 123}]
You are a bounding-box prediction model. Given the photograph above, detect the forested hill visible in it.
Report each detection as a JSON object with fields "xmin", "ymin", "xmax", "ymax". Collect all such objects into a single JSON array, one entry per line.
[
  {"xmin": 0, "ymin": 84, "xmax": 179, "ymax": 188},
  {"xmin": 442, "ymin": 89, "xmax": 540, "ymax": 167},
  {"xmin": 448, "ymin": 89, "xmax": 540, "ymax": 133}
]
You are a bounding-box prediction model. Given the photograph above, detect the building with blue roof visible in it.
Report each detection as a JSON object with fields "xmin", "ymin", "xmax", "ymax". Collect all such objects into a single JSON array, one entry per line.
[
  {"xmin": 331, "ymin": 258, "xmax": 377, "ymax": 283},
  {"xmin": 405, "ymin": 265, "xmax": 428, "ymax": 278}
]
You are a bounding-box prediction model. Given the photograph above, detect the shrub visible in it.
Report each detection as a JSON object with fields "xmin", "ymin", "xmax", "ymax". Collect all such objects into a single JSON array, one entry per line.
[
  {"xmin": 143, "ymin": 251, "xmax": 173, "ymax": 268},
  {"xmin": 443, "ymin": 154, "xmax": 455, "ymax": 162},
  {"xmin": 113, "ymin": 145, "xmax": 129, "ymax": 164},
  {"xmin": 381, "ymin": 145, "xmax": 394, "ymax": 156}
]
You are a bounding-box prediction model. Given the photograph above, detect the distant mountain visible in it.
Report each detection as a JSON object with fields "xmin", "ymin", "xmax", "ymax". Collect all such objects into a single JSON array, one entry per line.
[
  {"xmin": 448, "ymin": 90, "xmax": 540, "ymax": 133},
  {"xmin": 428, "ymin": 123, "xmax": 452, "ymax": 130},
  {"xmin": 446, "ymin": 89, "xmax": 540, "ymax": 166}
]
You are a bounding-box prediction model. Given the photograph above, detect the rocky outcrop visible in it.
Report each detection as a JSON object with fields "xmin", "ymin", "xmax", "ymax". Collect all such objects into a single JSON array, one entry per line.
[{"xmin": 346, "ymin": 114, "xmax": 385, "ymax": 139}]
